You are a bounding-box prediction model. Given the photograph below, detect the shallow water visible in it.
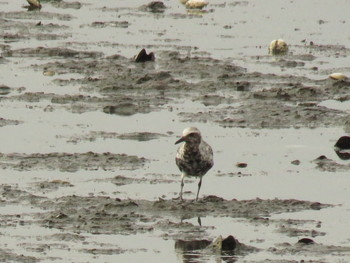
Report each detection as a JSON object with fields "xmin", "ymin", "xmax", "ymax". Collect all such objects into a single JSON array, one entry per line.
[{"xmin": 1, "ymin": 0, "xmax": 350, "ymax": 262}]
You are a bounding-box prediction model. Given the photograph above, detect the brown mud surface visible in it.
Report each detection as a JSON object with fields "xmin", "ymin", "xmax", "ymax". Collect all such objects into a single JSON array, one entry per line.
[{"xmin": 0, "ymin": 183, "xmax": 337, "ymax": 260}]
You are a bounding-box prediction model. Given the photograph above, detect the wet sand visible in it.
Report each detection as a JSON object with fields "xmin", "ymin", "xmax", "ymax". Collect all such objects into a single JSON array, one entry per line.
[{"xmin": 0, "ymin": 0, "xmax": 350, "ymax": 262}]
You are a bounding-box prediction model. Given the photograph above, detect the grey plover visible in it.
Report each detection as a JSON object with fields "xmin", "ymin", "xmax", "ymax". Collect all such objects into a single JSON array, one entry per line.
[{"xmin": 175, "ymin": 127, "xmax": 214, "ymax": 201}]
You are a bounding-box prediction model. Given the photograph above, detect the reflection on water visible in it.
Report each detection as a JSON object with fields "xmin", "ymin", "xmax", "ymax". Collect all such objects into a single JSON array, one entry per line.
[
  {"xmin": 175, "ymin": 235, "xmax": 240, "ymax": 263},
  {"xmin": 175, "ymin": 239, "xmax": 211, "ymax": 263},
  {"xmin": 334, "ymin": 149, "xmax": 350, "ymax": 160},
  {"xmin": 334, "ymin": 136, "xmax": 350, "ymax": 160}
]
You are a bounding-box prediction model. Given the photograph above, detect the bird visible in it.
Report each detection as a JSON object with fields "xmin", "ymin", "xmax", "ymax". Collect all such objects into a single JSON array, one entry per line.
[{"xmin": 175, "ymin": 127, "xmax": 214, "ymax": 201}]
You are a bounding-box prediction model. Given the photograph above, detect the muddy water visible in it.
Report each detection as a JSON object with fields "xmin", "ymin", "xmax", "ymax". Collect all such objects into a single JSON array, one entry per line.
[{"xmin": 1, "ymin": 0, "xmax": 350, "ymax": 262}]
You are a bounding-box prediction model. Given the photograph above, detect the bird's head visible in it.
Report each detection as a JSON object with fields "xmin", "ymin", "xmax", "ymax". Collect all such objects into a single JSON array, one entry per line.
[{"xmin": 175, "ymin": 127, "xmax": 202, "ymax": 145}]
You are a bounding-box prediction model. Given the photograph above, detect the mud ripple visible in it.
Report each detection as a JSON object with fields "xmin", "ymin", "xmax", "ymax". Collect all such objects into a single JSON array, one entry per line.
[
  {"xmin": 8, "ymin": 50, "xmax": 346, "ymax": 129},
  {"xmin": 35, "ymin": 195, "xmax": 332, "ymax": 236},
  {"xmin": 313, "ymin": 155, "xmax": 350, "ymax": 172},
  {"xmin": 0, "ymin": 152, "xmax": 147, "ymax": 172},
  {"xmin": 4, "ymin": 47, "xmax": 102, "ymax": 59},
  {"xmin": 0, "ymin": 249, "xmax": 38, "ymax": 263},
  {"xmin": 0, "ymin": 117, "xmax": 22, "ymax": 127}
]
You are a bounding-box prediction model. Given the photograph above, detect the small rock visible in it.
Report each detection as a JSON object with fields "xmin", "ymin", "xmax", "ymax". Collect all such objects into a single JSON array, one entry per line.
[
  {"xmin": 291, "ymin": 160, "xmax": 300, "ymax": 165},
  {"xmin": 236, "ymin": 162, "xmax": 247, "ymax": 168},
  {"xmin": 203, "ymin": 195, "xmax": 224, "ymax": 202},
  {"xmin": 55, "ymin": 213, "xmax": 68, "ymax": 219},
  {"xmin": 207, "ymin": 235, "xmax": 240, "ymax": 251},
  {"xmin": 175, "ymin": 239, "xmax": 211, "ymax": 251},
  {"xmin": 144, "ymin": 1, "xmax": 166, "ymax": 13},
  {"xmin": 315, "ymin": 155, "xmax": 328, "ymax": 160},
  {"xmin": 310, "ymin": 202, "xmax": 322, "ymax": 210},
  {"xmin": 222, "ymin": 235, "xmax": 238, "ymax": 251},
  {"xmin": 297, "ymin": 238, "xmax": 315, "ymax": 245},
  {"xmin": 134, "ymin": 48, "xmax": 155, "ymax": 63}
]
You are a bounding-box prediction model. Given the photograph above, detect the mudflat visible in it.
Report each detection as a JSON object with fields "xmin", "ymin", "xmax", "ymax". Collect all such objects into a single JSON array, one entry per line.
[{"xmin": 0, "ymin": 0, "xmax": 350, "ymax": 262}]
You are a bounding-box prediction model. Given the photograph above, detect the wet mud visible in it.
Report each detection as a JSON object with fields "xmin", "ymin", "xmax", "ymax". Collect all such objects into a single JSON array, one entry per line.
[
  {"xmin": 0, "ymin": 183, "xmax": 334, "ymax": 260},
  {"xmin": 1, "ymin": 0, "xmax": 350, "ymax": 262},
  {"xmin": 0, "ymin": 152, "xmax": 146, "ymax": 172},
  {"xmin": 2, "ymin": 46, "xmax": 350, "ymax": 127}
]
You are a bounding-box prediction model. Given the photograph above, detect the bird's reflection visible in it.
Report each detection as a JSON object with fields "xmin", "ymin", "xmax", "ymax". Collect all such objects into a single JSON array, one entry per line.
[
  {"xmin": 180, "ymin": 215, "xmax": 202, "ymax": 226},
  {"xmin": 197, "ymin": 216, "xmax": 202, "ymax": 226},
  {"xmin": 175, "ymin": 235, "xmax": 238, "ymax": 263},
  {"xmin": 334, "ymin": 136, "xmax": 350, "ymax": 160}
]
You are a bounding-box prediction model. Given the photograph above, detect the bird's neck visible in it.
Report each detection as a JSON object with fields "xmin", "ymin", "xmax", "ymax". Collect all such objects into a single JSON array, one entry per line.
[{"xmin": 184, "ymin": 142, "xmax": 200, "ymax": 151}]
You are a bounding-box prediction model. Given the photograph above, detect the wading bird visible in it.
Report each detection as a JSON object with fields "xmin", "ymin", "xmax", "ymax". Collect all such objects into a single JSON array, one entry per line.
[{"xmin": 175, "ymin": 127, "xmax": 213, "ymax": 201}]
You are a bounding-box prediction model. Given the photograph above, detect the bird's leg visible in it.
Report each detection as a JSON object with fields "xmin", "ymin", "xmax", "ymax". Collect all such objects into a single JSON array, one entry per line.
[
  {"xmin": 180, "ymin": 173, "xmax": 185, "ymax": 201},
  {"xmin": 197, "ymin": 216, "xmax": 202, "ymax": 226},
  {"xmin": 196, "ymin": 176, "xmax": 202, "ymax": 201}
]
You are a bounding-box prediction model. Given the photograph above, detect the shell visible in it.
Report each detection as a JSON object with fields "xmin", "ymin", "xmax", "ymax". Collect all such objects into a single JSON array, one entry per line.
[
  {"xmin": 27, "ymin": 0, "xmax": 41, "ymax": 8},
  {"xmin": 43, "ymin": 70, "xmax": 55, "ymax": 76},
  {"xmin": 269, "ymin": 39, "xmax": 288, "ymax": 55},
  {"xmin": 329, "ymin": 73, "xmax": 347, "ymax": 81},
  {"xmin": 185, "ymin": 0, "xmax": 209, "ymax": 9}
]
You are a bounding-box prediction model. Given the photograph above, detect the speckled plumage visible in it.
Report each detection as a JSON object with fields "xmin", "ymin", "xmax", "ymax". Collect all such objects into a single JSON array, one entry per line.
[{"xmin": 175, "ymin": 127, "xmax": 213, "ymax": 201}]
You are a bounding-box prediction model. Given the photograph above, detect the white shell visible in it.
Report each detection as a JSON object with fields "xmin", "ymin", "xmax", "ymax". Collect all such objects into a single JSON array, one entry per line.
[
  {"xmin": 185, "ymin": 0, "xmax": 209, "ymax": 9},
  {"xmin": 269, "ymin": 39, "xmax": 288, "ymax": 54},
  {"xmin": 27, "ymin": 0, "xmax": 41, "ymax": 8},
  {"xmin": 329, "ymin": 73, "xmax": 347, "ymax": 80},
  {"xmin": 43, "ymin": 70, "xmax": 55, "ymax": 76}
]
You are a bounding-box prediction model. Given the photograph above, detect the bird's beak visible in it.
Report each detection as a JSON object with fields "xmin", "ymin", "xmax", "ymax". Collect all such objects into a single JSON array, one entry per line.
[{"xmin": 175, "ymin": 136, "xmax": 185, "ymax": 145}]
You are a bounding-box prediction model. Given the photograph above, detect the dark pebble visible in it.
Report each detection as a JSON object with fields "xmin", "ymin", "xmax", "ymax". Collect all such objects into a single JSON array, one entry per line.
[
  {"xmin": 297, "ymin": 238, "xmax": 315, "ymax": 245},
  {"xmin": 134, "ymin": 48, "xmax": 155, "ymax": 63},
  {"xmin": 175, "ymin": 239, "xmax": 211, "ymax": 251},
  {"xmin": 335, "ymin": 136, "xmax": 350, "ymax": 149},
  {"xmin": 236, "ymin": 162, "xmax": 247, "ymax": 168},
  {"xmin": 291, "ymin": 160, "xmax": 300, "ymax": 165},
  {"xmin": 222, "ymin": 235, "xmax": 238, "ymax": 251}
]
